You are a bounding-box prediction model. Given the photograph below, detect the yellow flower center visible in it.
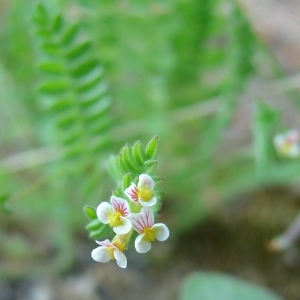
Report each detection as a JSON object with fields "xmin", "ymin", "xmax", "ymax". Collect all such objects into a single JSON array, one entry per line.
[
  {"xmin": 139, "ymin": 189, "xmax": 153, "ymax": 202},
  {"xmin": 144, "ymin": 227, "xmax": 156, "ymax": 242},
  {"xmin": 113, "ymin": 240, "xmax": 125, "ymax": 252},
  {"xmin": 282, "ymin": 142, "xmax": 292, "ymax": 153},
  {"xmin": 112, "ymin": 231, "xmax": 132, "ymax": 252},
  {"xmin": 107, "ymin": 246, "xmax": 115, "ymax": 259},
  {"xmin": 109, "ymin": 212, "xmax": 122, "ymax": 227}
]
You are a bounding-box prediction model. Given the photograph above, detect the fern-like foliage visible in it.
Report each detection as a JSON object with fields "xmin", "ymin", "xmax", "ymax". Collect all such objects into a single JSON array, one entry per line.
[
  {"xmin": 169, "ymin": 0, "xmax": 260, "ymax": 171},
  {"xmin": 84, "ymin": 136, "xmax": 162, "ymax": 240},
  {"xmin": 32, "ymin": 3, "xmax": 111, "ymax": 195}
]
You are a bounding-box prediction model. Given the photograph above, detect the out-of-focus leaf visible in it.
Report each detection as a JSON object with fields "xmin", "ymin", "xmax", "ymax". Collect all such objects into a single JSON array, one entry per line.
[
  {"xmin": 253, "ymin": 101, "xmax": 279, "ymax": 172},
  {"xmin": 39, "ymin": 62, "xmax": 64, "ymax": 74},
  {"xmin": 0, "ymin": 194, "xmax": 11, "ymax": 214},
  {"xmin": 39, "ymin": 81, "xmax": 68, "ymax": 94},
  {"xmin": 180, "ymin": 272, "xmax": 283, "ymax": 300},
  {"xmin": 60, "ymin": 23, "xmax": 79, "ymax": 45}
]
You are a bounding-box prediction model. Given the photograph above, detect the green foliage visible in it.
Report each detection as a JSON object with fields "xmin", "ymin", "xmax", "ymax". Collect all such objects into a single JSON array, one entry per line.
[
  {"xmin": 32, "ymin": 2, "xmax": 113, "ymax": 199},
  {"xmin": 108, "ymin": 136, "xmax": 160, "ymax": 183},
  {"xmin": 84, "ymin": 204, "xmax": 112, "ymax": 240},
  {"xmin": 253, "ymin": 101, "xmax": 279, "ymax": 174},
  {"xmin": 180, "ymin": 272, "xmax": 283, "ymax": 300},
  {"xmin": 33, "ymin": 3, "xmax": 110, "ymax": 168},
  {"xmin": 0, "ymin": 194, "xmax": 11, "ymax": 214}
]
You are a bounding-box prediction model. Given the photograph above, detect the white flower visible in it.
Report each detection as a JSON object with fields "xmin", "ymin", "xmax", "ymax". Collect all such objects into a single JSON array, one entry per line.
[
  {"xmin": 273, "ymin": 130, "xmax": 300, "ymax": 158},
  {"xmin": 91, "ymin": 239, "xmax": 127, "ymax": 268},
  {"xmin": 124, "ymin": 174, "xmax": 157, "ymax": 207},
  {"xmin": 130, "ymin": 207, "xmax": 169, "ymax": 253},
  {"xmin": 97, "ymin": 196, "xmax": 131, "ymax": 234}
]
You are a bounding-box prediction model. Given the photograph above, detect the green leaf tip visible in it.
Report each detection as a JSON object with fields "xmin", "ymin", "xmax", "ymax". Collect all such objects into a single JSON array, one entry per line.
[
  {"xmin": 144, "ymin": 159, "xmax": 158, "ymax": 174},
  {"xmin": 133, "ymin": 140, "xmax": 146, "ymax": 165},
  {"xmin": 83, "ymin": 205, "xmax": 97, "ymax": 220},
  {"xmin": 52, "ymin": 14, "xmax": 63, "ymax": 32},
  {"xmin": 122, "ymin": 173, "xmax": 132, "ymax": 191},
  {"xmin": 122, "ymin": 144, "xmax": 142, "ymax": 173},
  {"xmin": 146, "ymin": 135, "xmax": 159, "ymax": 159}
]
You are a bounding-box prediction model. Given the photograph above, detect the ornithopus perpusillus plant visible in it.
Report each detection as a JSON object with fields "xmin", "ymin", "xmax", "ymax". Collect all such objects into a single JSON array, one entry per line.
[{"xmin": 84, "ymin": 136, "xmax": 169, "ymax": 268}]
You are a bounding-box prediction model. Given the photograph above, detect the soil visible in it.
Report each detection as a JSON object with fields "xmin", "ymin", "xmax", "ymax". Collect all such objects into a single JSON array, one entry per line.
[{"xmin": 1, "ymin": 188, "xmax": 300, "ymax": 300}]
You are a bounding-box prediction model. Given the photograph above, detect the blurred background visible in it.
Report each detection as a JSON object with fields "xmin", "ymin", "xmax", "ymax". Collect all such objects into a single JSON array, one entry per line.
[{"xmin": 1, "ymin": 0, "xmax": 300, "ymax": 299}]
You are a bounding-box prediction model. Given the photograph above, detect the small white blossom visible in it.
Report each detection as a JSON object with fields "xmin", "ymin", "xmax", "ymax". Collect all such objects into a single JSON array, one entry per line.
[
  {"xmin": 124, "ymin": 174, "xmax": 157, "ymax": 207},
  {"xmin": 274, "ymin": 130, "xmax": 300, "ymax": 158},
  {"xmin": 131, "ymin": 207, "xmax": 169, "ymax": 253},
  {"xmin": 97, "ymin": 196, "xmax": 131, "ymax": 234},
  {"xmin": 91, "ymin": 239, "xmax": 127, "ymax": 268}
]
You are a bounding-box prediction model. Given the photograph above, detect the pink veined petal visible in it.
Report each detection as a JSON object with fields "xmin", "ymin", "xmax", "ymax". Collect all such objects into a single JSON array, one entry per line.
[
  {"xmin": 97, "ymin": 202, "xmax": 115, "ymax": 224},
  {"xmin": 139, "ymin": 196, "xmax": 157, "ymax": 207},
  {"xmin": 91, "ymin": 246, "xmax": 111, "ymax": 263},
  {"xmin": 152, "ymin": 223, "xmax": 169, "ymax": 241},
  {"xmin": 96, "ymin": 239, "xmax": 113, "ymax": 247},
  {"xmin": 135, "ymin": 234, "xmax": 151, "ymax": 253},
  {"xmin": 130, "ymin": 213, "xmax": 145, "ymax": 234},
  {"xmin": 113, "ymin": 217, "xmax": 132, "ymax": 234},
  {"xmin": 124, "ymin": 183, "xmax": 139, "ymax": 203},
  {"xmin": 138, "ymin": 174, "xmax": 154, "ymax": 191},
  {"xmin": 288, "ymin": 130, "xmax": 299, "ymax": 143},
  {"xmin": 110, "ymin": 196, "xmax": 130, "ymax": 217},
  {"xmin": 131, "ymin": 207, "xmax": 154, "ymax": 233},
  {"xmin": 113, "ymin": 249, "xmax": 127, "ymax": 268},
  {"xmin": 141, "ymin": 207, "xmax": 154, "ymax": 227},
  {"xmin": 95, "ymin": 239, "xmax": 112, "ymax": 247}
]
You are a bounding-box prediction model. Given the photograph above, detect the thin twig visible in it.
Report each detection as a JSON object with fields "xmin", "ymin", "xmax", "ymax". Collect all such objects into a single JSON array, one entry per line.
[
  {"xmin": 268, "ymin": 211, "xmax": 300, "ymax": 252},
  {"xmin": 1, "ymin": 147, "xmax": 63, "ymax": 172}
]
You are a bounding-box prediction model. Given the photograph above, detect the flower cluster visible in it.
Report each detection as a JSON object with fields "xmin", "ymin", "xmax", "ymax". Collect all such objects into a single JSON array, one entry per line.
[
  {"xmin": 273, "ymin": 130, "xmax": 300, "ymax": 158},
  {"xmin": 91, "ymin": 174, "xmax": 169, "ymax": 268}
]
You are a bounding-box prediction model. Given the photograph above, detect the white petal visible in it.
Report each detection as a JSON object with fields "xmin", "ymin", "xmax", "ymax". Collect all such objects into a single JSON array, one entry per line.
[
  {"xmin": 287, "ymin": 130, "xmax": 299, "ymax": 142},
  {"xmin": 273, "ymin": 134, "xmax": 284, "ymax": 148},
  {"xmin": 124, "ymin": 183, "xmax": 139, "ymax": 203},
  {"xmin": 97, "ymin": 202, "xmax": 115, "ymax": 224},
  {"xmin": 91, "ymin": 246, "xmax": 110, "ymax": 263},
  {"xmin": 113, "ymin": 217, "xmax": 132, "ymax": 234},
  {"xmin": 289, "ymin": 145, "xmax": 300, "ymax": 157},
  {"xmin": 152, "ymin": 223, "xmax": 169, "ymax": 241},
  {"xmin": 113, "ymin": 249, "xmax": 127, "ymax": 268},
  {"xmin": 135, "ymin": 234, "xmax": 151, "ymax": 253},
  {"xmin": 110, "ymin": 196, "xmax": 131, "ymax": 217},
  {"xmin": 139, "ymin": 196, "xmax": 157, "ymax": 207},
  {"xmin": 138, "ymin": 174, "xmax": 154, "ymax": 190}
]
